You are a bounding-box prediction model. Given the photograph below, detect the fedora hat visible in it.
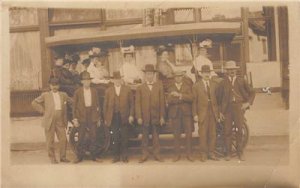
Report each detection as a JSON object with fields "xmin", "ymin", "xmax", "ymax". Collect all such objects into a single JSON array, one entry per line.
[
  {"xmin": 110, "ymin": 71, "xmax": 123, "ymax": 79},
  {"xmin": 224, "ymin": 60, "xmax": 239, "ymax": 69},
  {"xmin": 48, "ymin": 77, "xmax": 60, "ymax": 85},
  {"xmin": 173, "ymin": 70, "xmax": 186, "ymax": 77},
  {"xmin": 142, "ymin": 64, "xmax": 157, "ymax": 72},
  {"xmin": 80, "ymin": 71, "xmax": 92, "ymax": 80},
  {"xmin": 199, "ymin": 65, "xmax": 212, "ymax": 73}
]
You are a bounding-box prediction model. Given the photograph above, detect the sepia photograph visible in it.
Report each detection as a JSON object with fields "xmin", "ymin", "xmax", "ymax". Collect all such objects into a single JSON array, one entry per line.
[{"xmin": 1, "ymin": 1, "xmax": 299, "ymax": 187}]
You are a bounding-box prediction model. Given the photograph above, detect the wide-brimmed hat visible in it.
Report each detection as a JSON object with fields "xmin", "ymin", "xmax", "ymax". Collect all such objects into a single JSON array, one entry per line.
[
  {"xmin": 173, "ymin": 70, "xmax": 186, "ymax": 77},
  {"xmin": 88, "ymin": 47, "xmax": 108, "ymax": 58},
  {"xmin": 108, "ymin": 71, "xmax": 123, "ymax": 79},
  {"xmin": 121, "ymin": 45, "xmax": 135, "ymax": 55},
  {"xmin": 48, "ymin": 77, "xmax": 60, "ymax": 85},
  {"xmin": 80, "ymin": 71, "xmax": 92, "ymax": 80},
  {"xmin": 224, "ymin": 60, "xmax": 239, "ymax": 69},
  {"xmin": 142, "ymin": 64, "xmax": 157, "ymax": 72},
  {"xmin": 199, "ymin": 39, "xmax": 213, "ymax": 48},
  {"xmin": 156, "ymin": 43, "xmax": 174, "ymax": 55},
  {"xmin": 199, "ymin": 65, "xmax": 212, "ymax": 73}
]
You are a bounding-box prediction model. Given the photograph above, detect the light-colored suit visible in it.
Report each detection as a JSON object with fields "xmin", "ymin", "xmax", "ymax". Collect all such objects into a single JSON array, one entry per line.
[{"xmin": 32, "ymin": 91, "xmax": 72, "ymax": 159}]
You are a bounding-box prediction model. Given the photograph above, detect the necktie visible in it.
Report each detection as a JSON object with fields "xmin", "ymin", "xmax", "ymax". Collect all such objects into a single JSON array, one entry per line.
[{"xmin": 206, "ymin": 81, "xmax": 211, "ymax": 100}]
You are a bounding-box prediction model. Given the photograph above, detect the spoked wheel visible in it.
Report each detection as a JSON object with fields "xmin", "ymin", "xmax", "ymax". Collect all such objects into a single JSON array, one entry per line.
[
  {"xmin": 68, "ymin": 124, "xmax": 111, "ymax": 158},
  {"xmin": 215, "ymin": 118, "xmax": 250, "ymax": 157}
]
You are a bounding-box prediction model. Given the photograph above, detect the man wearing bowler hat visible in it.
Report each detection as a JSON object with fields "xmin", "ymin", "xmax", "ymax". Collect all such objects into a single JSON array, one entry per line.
[
  {"xmin": 167, "ymin": 70, "xmax": 194, "ymax": 162},
  {"xmin": 192, "ymin": 65, "xmax": 221, "ymax": 162},
  {"xmin": 103, "ymin": 71, "xmax": 134, "ymax": 163},
  {"xmin": 72, "ymin": 71, "xmax": 101, "ymax": 163},
  {"xmin": 32, "ymin": 77, "xmax": 72, "ymax": 164},
  {"xmin": 135, "ymin": 64, "xmax": 166, "ymax": 163},
  {"xmin": 219, "ymin": 61, "xmax": 255, "ymax": 161}
]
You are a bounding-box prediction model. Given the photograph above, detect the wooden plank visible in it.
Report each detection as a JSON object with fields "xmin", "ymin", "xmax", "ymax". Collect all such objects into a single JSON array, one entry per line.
[
  {"xmin": 10, "ymin": 25, "xmax": 39, "ymax": 33},
  {"xmin": 38, "ymin": 8, "xmax": 52, "ymax": 89},
  {"xmin": 46, "ymin": 22, "xmax": 240, "ymax": 47}
]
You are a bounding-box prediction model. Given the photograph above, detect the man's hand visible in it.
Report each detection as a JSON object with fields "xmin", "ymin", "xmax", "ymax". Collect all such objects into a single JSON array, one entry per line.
[
  {"xmin": 128, "ymin": 116, "xmax": 134, "ymax": 125},
  {"xmin": 137, "ymin": 118, "xmax": 143, "ymax": 125},
  {"xmin": 160, "ymin": 118, "xmax": 165, "ymax": 126},
  {"xmin": 170, "ymin": 91, "xmax": 180, "ymax": 97},
  {"xmin": 242, "ymin": 102, "xmax": 250, "ymax": 111},
  {"xmin": 219, "ymin": 113, "xmax": 225, "ymax": 122},
  {"xmin": 193, "ymin": 115, "xmax": 199, "ymax": 122},
  {"xmin": 72, "ymin": 119, "xmax": 80, "ymax": 127}
]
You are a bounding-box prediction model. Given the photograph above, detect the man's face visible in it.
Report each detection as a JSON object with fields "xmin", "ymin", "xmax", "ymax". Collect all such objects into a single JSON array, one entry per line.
[
  {"xmin": 145, "ymin": 72, "xmax": 155, "ymax": 82},
  {"xmin": 174, "ymin": 75, "xmax": 183, "ymax": 84},
  {"xmin": 124, "ymin": 54, "xmax": 134, "ymax": 63},
  {"xmin": 227, "ymin": 69, "xmax": 237, "ymax": 77},
  {"xmin": 160, "ymin": 51, "xmax": 169, "ymax": 62},
  {"xmin": 50, "ymin": 84, "xmax": 59, "ymax": 92},
  {"xmin": 113, "ymin": 79, "xmax": 122, "ymax": 87},
  {"xmin": 201, "ymin": 71, "xmax": 211, "ymax": 81},
  {"xmin": 81, "ymin": 80, "xmax": 91, "ymax": 88}
]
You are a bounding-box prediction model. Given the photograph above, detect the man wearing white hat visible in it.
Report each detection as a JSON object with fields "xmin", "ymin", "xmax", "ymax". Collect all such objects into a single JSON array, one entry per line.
[
  {"xmin": 219, "ymin": 61, "xmax": 255, "ymax": 161},
  {"xmin": 119, "ymin": 45, "xmax": 143, "ymax": 84}
]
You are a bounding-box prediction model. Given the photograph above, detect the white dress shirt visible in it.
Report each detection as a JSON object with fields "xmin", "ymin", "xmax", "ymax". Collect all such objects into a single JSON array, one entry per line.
[
  {"xmin": 52, "ymin": 91, "xmax": 62, "ymax": 110},
  {"xmin": 175, "ymin": 82, "xmax": 182, "ymax": 91},
  {"xmin": 114, "ymin": 85, "xmax": 121, "ymax": 96},
  {"xmin": 83, "ymin": 88, "xmax": 92, "ymax": 107},
  {"xmin": 146, "ymin": 81, "xmax": 154, "ymax": 91},
  {"xmin": 202, "ymin": 79, "xmax": 210, "ymax": 92}
]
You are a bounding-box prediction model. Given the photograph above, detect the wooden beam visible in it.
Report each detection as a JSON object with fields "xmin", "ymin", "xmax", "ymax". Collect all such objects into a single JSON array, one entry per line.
[
  {"xmin": 9, "ymin": 25, "xmax": 39, "ymax": 33},
  {"xmin": 38, "ymin": 8, "xmax": 52, "ymax": 89},
  {"xmin": 105, "ymin": 18, "xmax": 142, "ymax": 27},
  {"xmin": 241, "ymin": 7, "xmax": 250, "ymax": 75}
]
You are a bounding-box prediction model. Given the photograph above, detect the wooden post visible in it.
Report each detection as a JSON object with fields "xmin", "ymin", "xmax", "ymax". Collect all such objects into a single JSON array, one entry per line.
[
  {"xmin": 241, "ymin": 7, "xmax": 250, "ymax": 76},
  {"xmin": 38, "ymin": 8, "xmax": 52, "ymax": 89}
]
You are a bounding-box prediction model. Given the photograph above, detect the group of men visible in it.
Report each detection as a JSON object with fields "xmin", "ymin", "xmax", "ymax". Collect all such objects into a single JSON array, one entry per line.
[{"xmin": 32, "ymin": 39, "xmax": 255, "ymax": 164}]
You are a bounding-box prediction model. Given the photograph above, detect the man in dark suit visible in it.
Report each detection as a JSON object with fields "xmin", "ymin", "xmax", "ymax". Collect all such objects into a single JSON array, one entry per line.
[
  {"xmin": 219, "ymin": 61, "xmax": 255, "ymax": 161},
  {"xmin": 192, "ymin": 65, "xmax": 221, "ymax": 162},
  {"xmin": 72, "ymin": 71, "xmax": 101, "ymax": 163},
  {"xmin": 135, "ymin": 64, "xmax": 166, "ymax": 163},
  {"xmin": 32, "ymin": 78, "xmax": 72, "ymax": 164},
  {"xmin": 167, "ymin": 70, "xmax": 194, "ymax": 162},
  {"xmin": 103, "ymin": 71, "xmax": 134, "ymax": 163}
]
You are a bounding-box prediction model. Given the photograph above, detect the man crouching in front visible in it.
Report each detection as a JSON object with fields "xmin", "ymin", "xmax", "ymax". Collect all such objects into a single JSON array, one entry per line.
[{"xmin": 32, "ymin": 77, "xmax": 72, "ymax": 164}]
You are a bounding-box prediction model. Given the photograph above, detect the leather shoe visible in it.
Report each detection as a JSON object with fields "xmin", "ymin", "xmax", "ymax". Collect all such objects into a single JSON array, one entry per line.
[
  {"xmin": 73, "ymin": 157, "xmax": 83, "ymax": 164},
  {"xmin": 139, "ymin": 156, "xmax": 148, "ymax": 163},
  {"xmin": 60, "ymin": 158, "xmax": 70, "ymax": 163},
  {"xmin": 154, "ymin": 155, "xmax": 164, "ymax": 162},
  {"xmin": 238, "ymin": 153, "xmax": 245, "ymax": 161},
  {"xmin": 209, "ymin": 154, "xmax": 219, "ymax": 161},
  {"xmin": 112, "ymin": 157, "xmax": 120, "ymax": 163},
  {"xmin": 173, "ymin": 155, "xmax": 181, "ymax": 162},
  {"xmin": 50, "ymin": 158, "xmax": 58, "ymax": 164},
  {"xmin": 187, "ymin": 155, "xmax": 194, "ymax": 162},
  {"xmin": 199, "ymin": 154, "xmax": 207, "ymax": 162}
]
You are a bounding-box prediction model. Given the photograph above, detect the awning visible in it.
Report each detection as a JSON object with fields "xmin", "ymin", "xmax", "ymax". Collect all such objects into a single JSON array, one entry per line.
[{"xmin": 45, "ymin": 22, "xmax": 241, "ymax": 47}]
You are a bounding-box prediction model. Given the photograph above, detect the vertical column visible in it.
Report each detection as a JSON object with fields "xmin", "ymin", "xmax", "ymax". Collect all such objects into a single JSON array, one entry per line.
[
  {"xmin": 38, "ymin": 8, "xmax": 52, "ymax": 89},
  {"xmin": 241, "ymin": 7, "xmax": 250, "ymax": 76}
]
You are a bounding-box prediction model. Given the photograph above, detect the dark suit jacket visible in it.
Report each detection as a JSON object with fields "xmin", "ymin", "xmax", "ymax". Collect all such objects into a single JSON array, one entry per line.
[
  {"xmin": 192, "ymin": 79, "xmax": 220, "ymax": 123},
  {"xmin": 135, "ymin": 81, "xmax": 166, "ymax": 126},
  {"xmin": 103, "ymin": 85, "xmax": 134, "ymax": 126},
  {"xmin": 73, "ymin": 87, "xmax": 101, "ymax": 123},
  {"xmin": 32, "ymin": 91, "xmax": 72, "ymax": 130},
  {"xmin": 220, "ymin": 76, "xmax": 256, "ymax": 114},
  {"xmin": 167, "ymin": 82, "xmax": 193, "ymax": 118}
]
